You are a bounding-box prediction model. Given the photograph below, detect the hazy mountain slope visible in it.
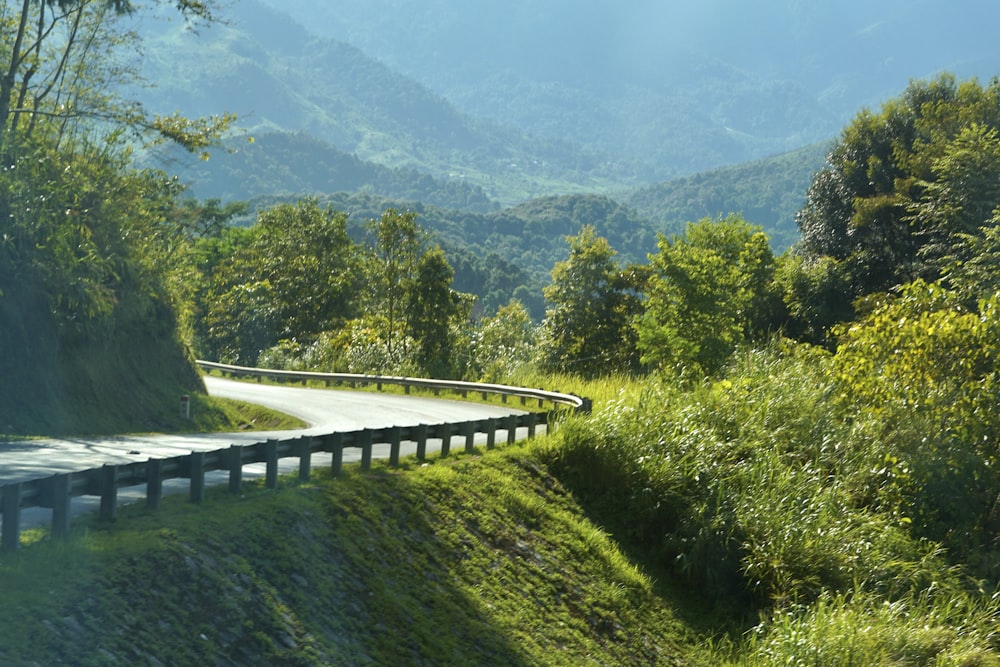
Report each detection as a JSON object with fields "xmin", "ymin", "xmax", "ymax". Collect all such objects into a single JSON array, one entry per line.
[
  {"xmin": 261, "ymin": 0, "xmax": 1000, "ymax": 177},
  {"xmin": 132, "ymin": 1, "xmax": 634, "ymax": 205},
  {"xmin": 170, "ymin": 132, "xmax": 499, "ymax": 213},
  {"xmin": 625, "ymin": 142, "xmax": 832, "ymax": 251}
]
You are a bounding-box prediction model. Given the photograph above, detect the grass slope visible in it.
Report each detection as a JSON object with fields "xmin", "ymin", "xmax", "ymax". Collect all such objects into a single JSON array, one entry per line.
[{"xmin": 0, "ymin": 442, "xmax": 693, "ymax": 665}]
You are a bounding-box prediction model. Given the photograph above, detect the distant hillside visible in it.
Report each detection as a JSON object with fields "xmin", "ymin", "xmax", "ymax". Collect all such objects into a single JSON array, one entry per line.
[
  {"xmin": 259, "ymin": 0, "xmax": 1000, "ymax": 179},
  {"xmin": 168, "ymin": 132, "xmax": 499, "ymax": 214},
  {"xmin": 131, "ymin": 1, "xmax": 635, "ymax": 205},
  {"xmin": 625, "ymin": 142, "xmax": 832, "ymax": 251}
]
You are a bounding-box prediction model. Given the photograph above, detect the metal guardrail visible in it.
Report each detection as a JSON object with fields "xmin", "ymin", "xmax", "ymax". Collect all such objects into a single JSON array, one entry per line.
[
  {"xmin": 196, "ymin": 360, "xmax": 592, "ymax": 413},
  {"xmin": 0, "ymin": 364, "xmax": 590, "ymax": 551}
]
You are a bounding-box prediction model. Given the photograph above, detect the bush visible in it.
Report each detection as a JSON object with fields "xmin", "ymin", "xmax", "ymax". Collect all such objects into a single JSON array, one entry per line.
[{"xmin": 542, "ymin": 341, "xmax": 971, "ymax": 607}]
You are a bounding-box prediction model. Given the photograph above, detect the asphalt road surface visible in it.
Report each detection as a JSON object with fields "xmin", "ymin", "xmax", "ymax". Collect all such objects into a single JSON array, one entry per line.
[{"xmin": 1, "ymin": 376, "xmax": 534, "ymax": 528}]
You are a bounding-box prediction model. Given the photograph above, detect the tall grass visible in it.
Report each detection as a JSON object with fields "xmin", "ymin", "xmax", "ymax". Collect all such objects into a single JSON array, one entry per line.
[{"xmin": 535, "ymin": 340, "xmax": 1000, "ymax": 661}]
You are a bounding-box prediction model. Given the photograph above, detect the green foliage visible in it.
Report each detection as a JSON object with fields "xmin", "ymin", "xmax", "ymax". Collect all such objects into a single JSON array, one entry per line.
[
  {"xmin": 362, "ymin": 208, "xmax": 423, "ymax": 360},
  {"xmin": 831, "ymin": 281, "xmax": 1000, "ymax": 563},
  {"xmin": 538, "ymin": 226, "xmax": 644, "ymax": 378},
  {"xmin": 638, "ymin": 215, "xmax": 783, "ymax": 377},
  {"xmin": 795, "ymin": 74, "xmax": 1000, "ymax": 333},
  {"xmin": 738, "ymin": 589, "xmax": 1000, "ymax": 666},
  {"xmin": 193, "ymin": 199, "xmax": 360, "ymax": 364},
  {"xmin": 539, "ymin": 341, "xmax": 978, "ymax": 609},
  {"xmin": 406, "ymin": 246, "xmax": 467, "ymax": 378},
  {"xmin": 467, "ymin": 299, "xmax": 537, "ymax": 382},
  {"xmin": 0, "ymin": 131, "xmax": 204, "ymax": 434}
]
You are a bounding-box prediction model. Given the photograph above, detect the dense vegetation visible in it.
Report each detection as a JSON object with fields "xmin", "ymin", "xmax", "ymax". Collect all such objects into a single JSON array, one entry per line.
[
  {"xmin": 0, "ymin": 0, "xmax": 233, "ymax": 435},
  {"xmin": 4, "ymin": 0, "xmax": 1000, "ymax": 661},
  {"xmin": 206, "ymin": 73, "xmax": 1000, "ymax": 663}
]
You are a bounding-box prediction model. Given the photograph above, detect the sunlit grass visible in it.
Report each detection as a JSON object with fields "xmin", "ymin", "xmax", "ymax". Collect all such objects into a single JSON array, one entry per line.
[{"xmin": 0, "ymin": 440, "xmax": 692, "ymax": 664}]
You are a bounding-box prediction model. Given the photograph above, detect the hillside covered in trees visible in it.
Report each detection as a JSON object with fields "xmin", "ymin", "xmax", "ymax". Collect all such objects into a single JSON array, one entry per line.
[{"xmin": 6, "ymin": 0, "xmax": 1000, "ymax": 662}]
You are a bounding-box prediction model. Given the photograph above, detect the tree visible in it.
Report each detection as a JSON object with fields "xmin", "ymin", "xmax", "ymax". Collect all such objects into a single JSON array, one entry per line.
[
  {"xmin": 193, "ymin": 199, "xmax": 361, "ymax": 364},
  {"xmin": 364, "ymin": 208, "xmax": 423, "ymax": 358},
  {"xmin": 907, "ymin": 123, "xmax": 1000, "ymax": 300},
  {"xmin": 406, "ymin": 246, "xmax": 466, "ymax": 378},
  {"xmin": 538, "ymin": 225, "xmax": 642, "ymax": 378},
  {"xmin": 470, "ymin": 299, "xmax": 536, "ymax": 382},
  {"xmin": 0, "ymin": 0, "xmax": 230, "ymax": 162},
  {"xmin": 794, "ymin": 74, "xmax": 1000, "ymax": 332},
  {"xmin": 637, "ymin": 215, "xmax": 782, "ymax": 377}
]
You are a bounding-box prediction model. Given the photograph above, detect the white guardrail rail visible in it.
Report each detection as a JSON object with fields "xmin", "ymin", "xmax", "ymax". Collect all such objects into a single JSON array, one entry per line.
[
  {"xmin": 196, "ymin": 360, "xmax": 592, "ymax": 413},
  {"xmin": 0, "ymin": 362, "xmax": 590, "ymax": 551}
]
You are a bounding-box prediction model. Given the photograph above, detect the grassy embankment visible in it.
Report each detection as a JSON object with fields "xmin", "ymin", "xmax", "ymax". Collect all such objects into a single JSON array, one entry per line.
[
  {"xmin": 0, "ymin": 430, "xmax": 694, "ymax": 665},
  {"xmin": 4, "ymin": 347, "xmax": 1000, "ymax": 665}
]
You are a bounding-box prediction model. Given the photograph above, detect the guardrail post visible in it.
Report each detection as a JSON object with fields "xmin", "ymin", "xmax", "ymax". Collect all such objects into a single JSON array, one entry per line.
[
  {"xmin": 439, "ymin": 423, "xmax": 451, "ymax": 457},
  {"xmin": 506, "ymin": 414, "xmax": 518, "ymax": 444},
  {"xmin": 360, "ymin": 429, "xmax": 373, "ymax": 471},
  {"xmin": 51, "ymin": 473, "xmax": 72, "ymax": 539},
  {"xmin": 266, "ymin": 439, "xmax": 279, "ymax": 489},
  {"xmin": 99, "ymin": 464, "xmax": 118, "ymax": 522},
  {"xmin": 388, "ymin": 426, "xmax": 402, "ymax": 467},
  {"xmin": 328, "ymin": 432, "xmax": 344, "ymax": 477},
  {"xmin": 464, "ymin": 421, "xmax": 476, "ymax": 453},
  {"xmin": 2, "ymin": 483, "xmax": 22, "ymax": 551},
  {"xmin": 486, "ymin": 418, "xmax": 497, "ymax": 450},
  {"xmin": 297, "ymin": 438, "xmax": 314, "ymax": 482},
  {"xmin": 190, "ymin": 451, "xmax": 205, "ymax": 503},
  {"xmin": 228, "ymin": 445, "xmax": 243, "ymax": 493},
  {"xmin": 147, "ymin": 458, "xmax": 163, "ymax": 509},
  {"xmin": 526, "ymin": 412, "xmax": 538, "ymax": 439},
  {"xmin": 415, "ymin": 423, "xmax": 428, "ymax": 460}
]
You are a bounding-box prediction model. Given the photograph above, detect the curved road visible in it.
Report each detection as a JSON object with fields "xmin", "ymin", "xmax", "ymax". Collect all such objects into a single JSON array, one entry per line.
[
  {"xmin": 1, "ymin": 377, "xmax": 532, "ymax": 485},
  {"xmin": 1, "ymin": 377, "xmax": 535, "ymax": 528}
]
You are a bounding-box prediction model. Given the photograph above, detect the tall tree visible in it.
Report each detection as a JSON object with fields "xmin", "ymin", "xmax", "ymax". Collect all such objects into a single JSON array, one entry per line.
[
  {"xmin": 794, "ymin": 74, "xmax": 1000, "ymax": 331},
  {"xmin": 406, "ymin": 246, "xmax": 465, "ymax": 378},
  {"xmin": 637, "ymin": 215, "xmax": 781, "ymax": 377},
  {"xmin": 538, "ymin": 225, "xmax": 642, "ymax": 378},
  {"xmin": 364, "ymin": 208, "xmax": 423, "ymax": 358},
  {"xmin": 193, "ymin": 199, "xmax": 361, "ymax": 364}
]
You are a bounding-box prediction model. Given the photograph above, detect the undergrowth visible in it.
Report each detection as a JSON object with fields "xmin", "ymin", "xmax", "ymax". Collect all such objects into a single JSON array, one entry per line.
[{"xmin": 535, "ymin": 340, "xmax": 1000, "ymax": 665}]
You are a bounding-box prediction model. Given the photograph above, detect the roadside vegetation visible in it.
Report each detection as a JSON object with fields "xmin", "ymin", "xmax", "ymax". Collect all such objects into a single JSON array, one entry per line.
[{"xmin": 3, "ymin": 1, "xmax": 1000, "ymax": 663}]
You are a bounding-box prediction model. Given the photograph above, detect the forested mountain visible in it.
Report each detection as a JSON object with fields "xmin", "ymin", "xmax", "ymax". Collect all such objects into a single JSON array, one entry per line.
[
  {"xmin": 171, "ymin": 131, "xmax": 498, "ymax": 213},
  {"xmin": 625, "ymin": 142, "xmax": 832, "ymax": 251},
  {"xmin": 257, "ymin": 0, "xmax": 1000, "ymax": 179},
  {"xmin": 132, "ymin": 1, "xmax": 631, "ymax": 206},
  {"xmin": 131, "ymin": 0, "xmax": 1000, "ymax": 259}
]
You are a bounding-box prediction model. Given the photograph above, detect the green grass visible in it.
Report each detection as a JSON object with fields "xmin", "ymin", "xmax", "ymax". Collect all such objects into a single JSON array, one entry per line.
[
  {"xmin": 7, "ymin": 343, "xmax": 999, "ymax": 664},
  {"xmin": 0, "ymin": 442, "xmax": 694, "ymax": 665}
]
